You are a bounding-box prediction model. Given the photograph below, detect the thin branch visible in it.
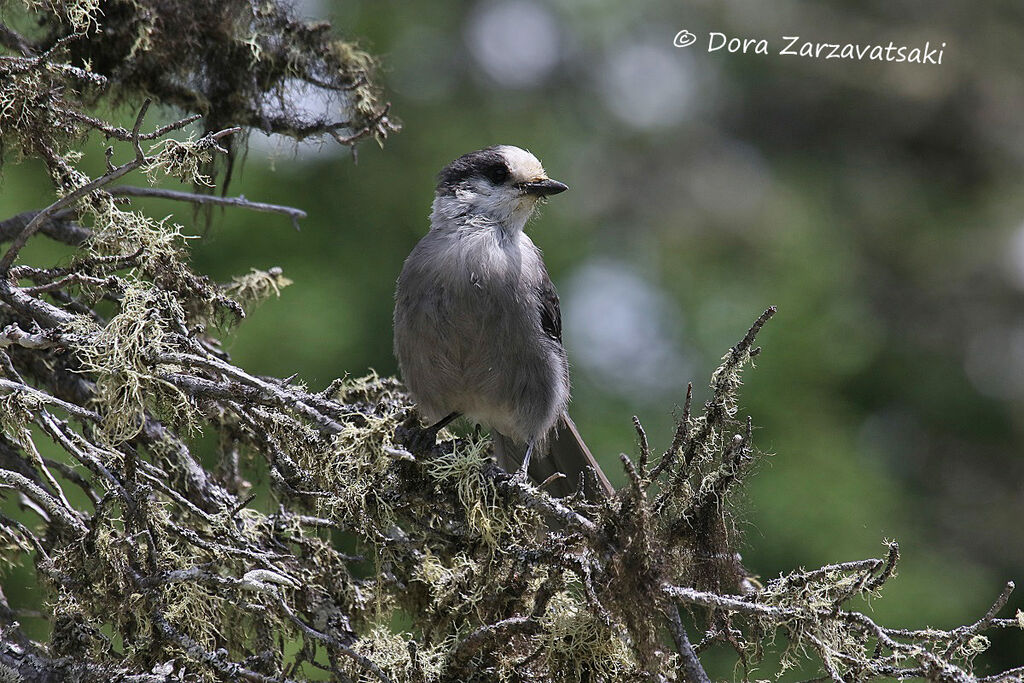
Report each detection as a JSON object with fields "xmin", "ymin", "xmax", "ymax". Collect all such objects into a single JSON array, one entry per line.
[
  {"xmin": 0, "ymin": 324, "xmax": 59, "ymax": 350},
  {"xmin": 666, "ymin": 604, "xmax": 711, "ymax": 683},
  {"xmin": 449, "ymin": 616, "xmax": 537, "ymax": 668},
  {"xmin": 60, "ymin": 107, "xmax": 203, "ymax": 141},
  {"xmin": 656, "ymin": 307, "xmax": 776, "ymax": 513},
  {"xmin": 664, "ymin": 584, "xmax": 780, "ymax": 618},
  {"xmin": 151, "ymin": 611, "xmax": 293, "ymax": 683},
  {"xmin": 0, "ymin": 468, "xmax": 86, "ymax": 534},
  {"xmin": 0, "ymin": 209, "xmax": 91, "ymax": 247},
  {"xmin": 633, "ymin": 415, "xmax": 650, "ymax": 475},
  {"xmin": 865, "ymin": 541, "xmax": 899, "ymax": 591},
  {"xmin": 979, "ymin": 666, "xmax": 1024, "ymax": 683},
  {"xmin": 0, "ymin": 55, "xmax": 107, "ymax": 86},
  {"xmin": 158, "ymin": 351, "xmax": 344, "ymax": 434},
  {"xmin": 943, "ymin": 581, "xmax": 1015, "ymax": 657},
  {"xmin": 651, "ymin": 382, "xmax": 692, "ymax": 479},
  {"xmin": 495, "ymin": 469, "xmax": 600, "ymax": 539},
  {"xmin": 330, "ymin": 103, "xmax": 394, "ymax": 145},
  {"xmin": 0, "ymin": 23, "xmax": 33, "ymax": 56},
  {"xmin": 20, "ymin": 272, "xmax": 116, "ymax": 296},
  {"xmin": 0, "ymin": 512, "xmax": 48, "ymax": 561},
  {"xmin": 0, "ymin": 102, "xmax": 238, "ymax": 275},
  {"xmin": 108, "ymin": 186, "xmax": 307, "ymax": 230},
  {"xmin": 805, "ymin": 633, "xmax": 846, "ymax": 683},
  {"xmin": 34, "ymin": 411, "xmax": 134, "ymax": 510},
  {"xmin": 276, "ymin": 597, "xmax": 393, "ymax": 683},
  {"xmin": 0, "ymin": 100, "xmax": 154, "ymax": 274},
  {"xmin": 0, "ymin": 377, "xmax": 101, "ymax": 422}
]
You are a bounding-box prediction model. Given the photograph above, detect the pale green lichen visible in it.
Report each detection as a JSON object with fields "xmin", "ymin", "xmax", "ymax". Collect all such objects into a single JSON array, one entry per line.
[
  {"xmin": 144, "ymin": 134, "xmax": 218, "ymax": 187},
  {"xmin": 0, "ymin": 392, "xmax": 38, "ymax": 442},
  {"xmin": 535, "ymin": 586, "xmax": 637, "ymax": 681},
  {"xmin": 0, "ymin": 66, "xmax": 84, "ymax": 170},
  {"xmin": 83, "ymin": 194, "xmax": 190, "ymax": 274},
  {"xmin": 427, "ymin": 437, "xmax": 537, "ymax": 548},
  {"xmin": 0, "ymin": 2, "xmax": 409, "ymax": 680},
  {"xmin": 222, "ymin": 267, "xmax": 293, "ymax": 310},
  {"xmin": 413, "ymin": 550, "xmax": 488, "ymax": 625},
  {"xmin": 0, "ymin": 69, "xmax": 46, "ymax": 135},
  {"xmin": 65, "ymin": 284, "xmax": 195, "ymax": 443},
  {"xmin": 45, "ymin": 500, "xmax": 308, "ymax": 679},
  {"xmin": 343, "ymin": 625, "xmax": 451, "ymax": 682},
  {"xmin": 301, "ymin": 411, "xmax": 400, "ymax": 540},
  {"xmin": 21, "ymin": 0, "xmax": 101, "ymax": 32}
]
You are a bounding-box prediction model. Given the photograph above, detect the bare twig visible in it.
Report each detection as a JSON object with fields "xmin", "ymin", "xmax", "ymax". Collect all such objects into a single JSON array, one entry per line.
[
  {"xmin": 0, "ymin": 23, "xmax": 33, "ymax": 55},
  {"xmin": 651, "ymin": 382, "xmax": 692, "ymax": 479},
  {"xmin": 276, "ymin": 598, "xmax": 393, "ymax": 683},
  {"xmin": 495, "ymin": 470, "xmax": 600, "ymax": 538},
  {"xmin": 656, "ymin": 307, "xmax": 776, "ymax": 513},
  {"xmin": 0, "ymin": 210, "xmax": 90, "ymax": 246},
  {"xmin": 0, "ymin": 468, "xmax": 86, "ymax": 534},
  {"xmin": 158, "ymin": 351, "xmax": 344, "ymax": 434},
  {"xmin": 449, "ymin": 615, "xmax": 536, "ymax": 668},
  {"xmin": 60, "ymin": 108, "xmax": 203, "ymax": 141},
  {"xmin": 943, "ymin": 581, "xmax": 1015, "ymax": 657},
  {"xmin": 329, "ymin": 103, "xmax": 394, "ymax": 145},
  {"xmin": 633, "ymin": 415, "xmax": 650, "ymax": 475},
  {"xmin": 0, "ymin": 324, "xmax": 58, "ymax": 350},
  {"xmin": 666, "ymin": 604, "xmax": 711, "ymax": 683},
  {"xmin": 151, "ymin": 611, "xmax": 292, "ymax": 683},
  {"xmin": 865, "ymin": 541, "xmax": 899, "ymax": 591},
  {"xmin": 108, "ymin": 186, "xmax": 307, "ymax": 230},
  {"xmin": 0, "ymin": 378, "xmax": 101, "ymax": 422},
  {"xmin": 3, "ymin": 52, "xmax": 1019, "ymax": 680}
]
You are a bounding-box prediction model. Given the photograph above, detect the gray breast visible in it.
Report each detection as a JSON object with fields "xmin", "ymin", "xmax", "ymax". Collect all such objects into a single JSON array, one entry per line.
[{"xmin": 394, "ymin": 227, "xmax": 568, "ymax": 442}]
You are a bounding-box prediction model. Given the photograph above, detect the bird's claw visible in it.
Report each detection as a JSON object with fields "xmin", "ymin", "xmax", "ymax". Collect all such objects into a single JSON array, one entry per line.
[
  {"xmin": 512, "ymin": 462, "xmax": 531, "ymax": 486},
  {"xmin": 395, "ymin": 415, "xmax": 439, "ymax": 455},
  {"xmin": 406, "ymin": 426, "xmax": 440, "ymax": 454},
  {"xmin": 512, "ymin": 440, "xmax": 536, "ymax": 486},
  {"xmin": 398, "ymin": 412, "xmax": 460, "ymax": 455}
]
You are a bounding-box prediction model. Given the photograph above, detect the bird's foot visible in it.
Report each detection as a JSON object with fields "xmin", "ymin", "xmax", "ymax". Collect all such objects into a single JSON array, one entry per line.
[
  {"xmin": 512, "ymin": 440, "xmax": 536, "ymax": 486},
  {"xmin": 397, "ymin": 411, "xmax": 460, "ymax": 455},
  {"xmin": 511, "ymin": 464, "xmax": 530, "ymax": 486},
  {"xmin": 407, "ymin": 426, "xmax": 441, "ymax": 454}
]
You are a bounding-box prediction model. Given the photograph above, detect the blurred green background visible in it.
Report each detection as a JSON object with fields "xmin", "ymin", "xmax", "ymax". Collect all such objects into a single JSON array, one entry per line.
[{"xmin": 4, "ymin": 0, "xmax": 1024, "ymax": 676}]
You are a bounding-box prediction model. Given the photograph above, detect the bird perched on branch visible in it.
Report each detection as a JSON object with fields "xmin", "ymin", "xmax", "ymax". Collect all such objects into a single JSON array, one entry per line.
[{"xmin": 393, "ymin": 145, "xmax": 613, "ymax": 500}]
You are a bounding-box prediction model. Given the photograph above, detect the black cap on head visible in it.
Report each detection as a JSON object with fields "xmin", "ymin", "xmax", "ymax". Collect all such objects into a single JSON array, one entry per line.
[{"xmin": 436, "ymin": 147, "xmax": 510, "ymax": 195}]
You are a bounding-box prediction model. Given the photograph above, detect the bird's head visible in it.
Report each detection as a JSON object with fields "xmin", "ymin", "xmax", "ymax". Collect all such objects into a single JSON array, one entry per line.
[{"xmin": 433, "ymin": 145, "xmax": 568, "ymax": 233}]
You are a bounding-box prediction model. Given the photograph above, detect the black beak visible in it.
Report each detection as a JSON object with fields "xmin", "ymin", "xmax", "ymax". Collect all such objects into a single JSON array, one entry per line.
[{"xmin": 521, "ymin": 178, "xmax": 569, "ymax": 196}]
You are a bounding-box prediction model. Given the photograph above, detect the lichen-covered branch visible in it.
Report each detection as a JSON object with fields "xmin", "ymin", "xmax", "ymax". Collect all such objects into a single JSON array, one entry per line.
[
  {"xmin": 1, "ymin": 0, "xmax": 399, "ymax": 189},
  {"xmin": 1, "ymin": 2, "xmax": 1021, "ymax": 682}
]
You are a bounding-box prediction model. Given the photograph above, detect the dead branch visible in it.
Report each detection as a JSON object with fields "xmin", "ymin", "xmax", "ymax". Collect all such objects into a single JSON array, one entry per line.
[{"xmin": 108, "ymin": 186, "xmax": 307, "ymax": 230}]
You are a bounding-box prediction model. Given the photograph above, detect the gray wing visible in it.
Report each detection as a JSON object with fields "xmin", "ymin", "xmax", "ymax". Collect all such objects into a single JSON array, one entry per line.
[
  {"xmin": 511, "ymin": 265, "xmax": 614, "ymax": 499},
  {"xmin": 537, "ymin": 263, "xmax": 563, "ymax": 345}
]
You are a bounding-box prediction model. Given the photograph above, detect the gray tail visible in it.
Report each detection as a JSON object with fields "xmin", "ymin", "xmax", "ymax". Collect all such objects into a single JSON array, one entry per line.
[{"xmin": 492, "ymin": 413, "xmax": 614, "ymax": 501}]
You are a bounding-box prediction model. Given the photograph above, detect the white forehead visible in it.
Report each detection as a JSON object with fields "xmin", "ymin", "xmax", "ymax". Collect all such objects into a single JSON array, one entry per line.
[{"xmin": 496, "ymin": 145, "xmax": 546, "ymax": 181}]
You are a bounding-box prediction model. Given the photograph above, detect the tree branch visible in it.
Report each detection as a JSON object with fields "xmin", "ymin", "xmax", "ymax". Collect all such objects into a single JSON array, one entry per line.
[{"xmin": 108, "ymin": 186, "xmax": 307, "ymax": 230}]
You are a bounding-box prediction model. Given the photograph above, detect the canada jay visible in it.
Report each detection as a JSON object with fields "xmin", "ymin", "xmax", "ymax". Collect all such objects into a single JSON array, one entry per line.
[{"xmin": 393, "ymin": 145, "xmax": 613, "ymax": 500}]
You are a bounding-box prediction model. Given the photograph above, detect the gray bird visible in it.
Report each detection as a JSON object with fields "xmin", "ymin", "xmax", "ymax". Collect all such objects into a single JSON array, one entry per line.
[{"xmin": 393, "ymin": 145, "xmax": 613, "ymax": 500}]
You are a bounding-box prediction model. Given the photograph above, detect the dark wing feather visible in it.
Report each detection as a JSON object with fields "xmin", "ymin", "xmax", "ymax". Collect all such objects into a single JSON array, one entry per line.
[{"xmin": 537, "ymin": 265, "xmax": 563, "ymax": 344}]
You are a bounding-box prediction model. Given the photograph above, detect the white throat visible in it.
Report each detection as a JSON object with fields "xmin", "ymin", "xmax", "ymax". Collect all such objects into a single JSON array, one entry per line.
[{"xmin": 430, "ymin": 191, "xmax": 537, "ymax": 236}]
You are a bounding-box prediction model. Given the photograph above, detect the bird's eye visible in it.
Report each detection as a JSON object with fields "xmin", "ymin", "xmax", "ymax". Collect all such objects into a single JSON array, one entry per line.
[{"xmin": 485, "ymin": 164, "xmax": 510, "ymax": 185}]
